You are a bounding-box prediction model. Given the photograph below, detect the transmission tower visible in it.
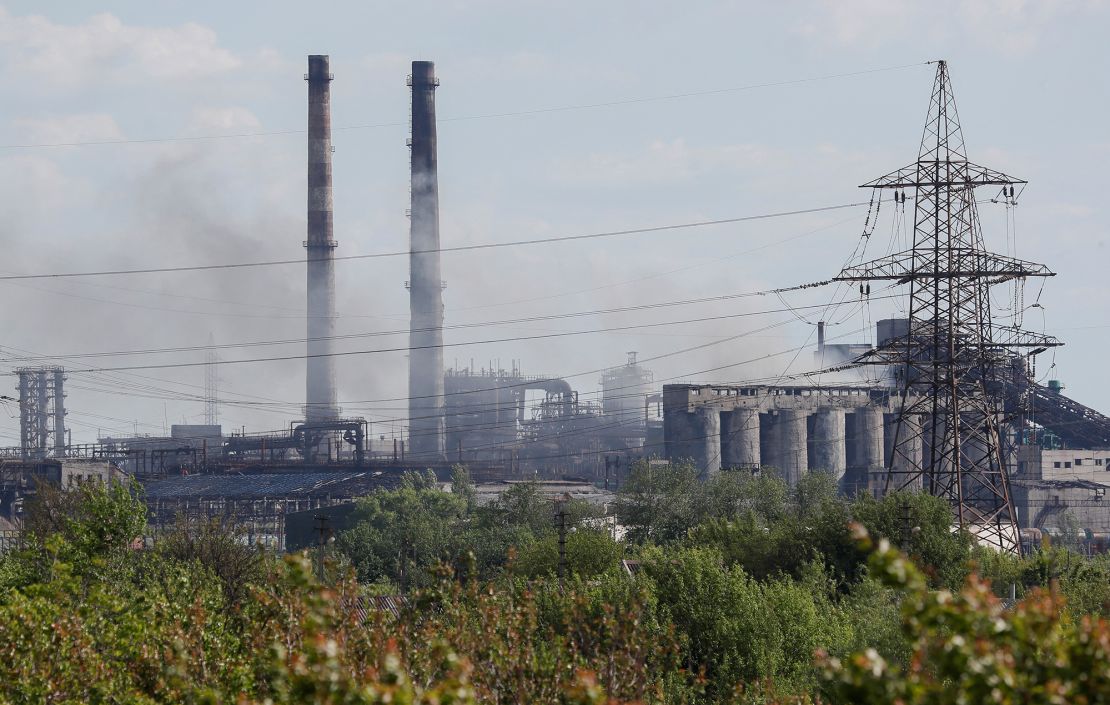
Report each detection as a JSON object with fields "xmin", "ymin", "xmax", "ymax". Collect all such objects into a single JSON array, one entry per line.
[
  {"xmin": 836, "ymin": 60, "xmax": 1060, "ymax": 554},
  {"xmin": 204, "ymin": 334, "xmax": 219, "ymax": 427}
]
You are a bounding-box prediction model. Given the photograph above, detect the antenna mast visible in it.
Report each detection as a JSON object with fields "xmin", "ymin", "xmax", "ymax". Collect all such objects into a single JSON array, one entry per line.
[{"xmin": 204, "ymin": 333, "xmax": 219, "ymax": 427}]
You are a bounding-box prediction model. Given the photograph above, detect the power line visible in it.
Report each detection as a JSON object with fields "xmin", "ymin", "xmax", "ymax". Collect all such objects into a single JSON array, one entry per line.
[
  {"xmin": 1, "ymin": 211, "xmax": 862, "ymax": 321},
  {"xmin": 450, "ymin": 212, "xmax": 865, "ymax": 315},
  {"xmin": 0, "ymin": 61, "xmax": 927, "ymax": 150},
  {"xmin": 72, "ymin": 322, "xmax": 881, "ymax": 435},
  {"xmin": 2, "ymin": 280, "xmax": 836, "ymax": 362},
  {"xmin": 49, "ymin": 293, "xmax": 896, "ymax": 374},
  {"xmin": 0, "ymin": 201, "xmax": 871, "ymax": 282},
  {"xmin": 0, "ymin": 323, "xmax": 882, "ymax": 450},
  {"xmin": 51, "ymin": 312, "xmax": 799, "ymax": 373},
  {"xmin": 406, "ymin": 348, "xmax": 885, "ymax": 460}
]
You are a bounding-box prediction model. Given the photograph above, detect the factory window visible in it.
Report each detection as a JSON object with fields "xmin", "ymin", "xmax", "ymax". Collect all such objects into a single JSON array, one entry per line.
[
  {"xmin": 1065, "ymin": 462, "xmax": 1072, "ymax": 468},
  {"xmin": 1054, "ymin": 462, "xmax": 1062, "ymax": 468},
  {"xmin": 1075, "ymin": 459, "xmax": 1083, "ymax": 466}
]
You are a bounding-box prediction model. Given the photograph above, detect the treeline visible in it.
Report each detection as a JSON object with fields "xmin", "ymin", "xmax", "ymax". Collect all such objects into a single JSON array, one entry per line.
[{"xmin": 0, "ymin": 463, "xmax": 1109, "ymax": 702}]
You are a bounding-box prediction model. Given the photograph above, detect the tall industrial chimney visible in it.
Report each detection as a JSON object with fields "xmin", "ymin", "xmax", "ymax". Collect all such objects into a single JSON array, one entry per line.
[
  {"xmin": 407, "ymin": 61, "xmax": 446, "ymax": 460},
  {"xmin": 305, "ymin": 55, "xmax": 339, "ymax": 424}
]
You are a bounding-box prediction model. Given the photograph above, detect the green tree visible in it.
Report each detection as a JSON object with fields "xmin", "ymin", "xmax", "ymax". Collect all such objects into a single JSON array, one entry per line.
[
  {"xmin": 685, "ymin": 473, "xmax": 861, "ymax": 587},
  {"xmin": 512, "ymin": 529, "xmax": 623, "ymax": 579},
  {"xmin": 645, "ymin": 545, "xmax": 848, "ymax": 698},
  {"xmin": 24, "ymin": 478, "xmax": 146, "ymax": 559},
  {"xmin": 450, "ymin": 464, "xmax": 476, "ymax": 513},
  {"xmin": 157, "ymin": 514, "xmax": 267, "ymax": 606},
  {"xmin": 336, "ymin": 474, "xmax": 467, "ymax": 588},
  {"xmin": 851, "ymin": 490, "xmax": 971, "ymax": 590},
  {"xmin": 476, "ymin": 481, "xmax": 547, "ymax": 534},
  {"xmin": 614, "ymin": 460, "xmax": 705, "ymax": 543},
  {"xmin": 820, "ymin": 525, "xmax": 1110, "ymax": 704}
]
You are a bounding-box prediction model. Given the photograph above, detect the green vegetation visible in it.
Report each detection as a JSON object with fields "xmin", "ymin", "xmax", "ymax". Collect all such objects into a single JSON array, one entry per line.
[{"xmin": 2, "ymin": 462, "xmax": 1110, "ymax": 703}]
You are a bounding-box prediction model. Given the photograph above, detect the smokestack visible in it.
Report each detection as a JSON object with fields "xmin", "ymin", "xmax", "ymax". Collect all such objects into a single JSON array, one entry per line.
[
  {"xmin": 817, "ymin": 320, "xmax": 826, "ymax": 363},
  {"xmin": 407, "ymin": 61, "xmax": 446, "ymax": 460},
  {"xmin": 305, "ymin": 55, "xmax": 339, "ymax": 423}
]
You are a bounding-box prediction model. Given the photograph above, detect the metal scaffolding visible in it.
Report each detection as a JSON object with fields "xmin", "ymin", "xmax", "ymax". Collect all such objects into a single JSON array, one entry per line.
[
  {"xmin": 204, "ymin": 334, "xmax": 219, "ymax": 427},
  {"xmin": 16, "ymin": 367, "xmax": 65, "ymax": 461}
]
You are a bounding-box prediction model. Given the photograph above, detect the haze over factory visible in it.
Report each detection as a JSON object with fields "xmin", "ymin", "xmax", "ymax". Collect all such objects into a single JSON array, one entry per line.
[{"xmin": 1, "ymin": 4, "xmax": 1108, "ymax": 553}]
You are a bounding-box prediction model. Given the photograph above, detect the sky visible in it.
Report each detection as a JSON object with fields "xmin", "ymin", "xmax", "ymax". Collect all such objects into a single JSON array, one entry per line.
[{"xmin": 0, "ymin": 1, "xmax": 1107, "ymax": 446}]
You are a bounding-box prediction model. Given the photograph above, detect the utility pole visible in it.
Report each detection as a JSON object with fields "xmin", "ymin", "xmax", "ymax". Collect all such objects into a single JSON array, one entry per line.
[
  {"xmin": 554, "ymin": 494, "xmax": 569, "ymax": 592},
  {"xmin": 313, "ymin": 513, "xmax": 332, "ymax": 582},
  {"xmin": 900, "ymin": 498, "xmax": 914, "ymax": 552},
  {"xmin": 835, "ymin": 60, "xmax": 1060, "ymax": 555},
  {"xmin": 603, "ymin": 454, "xmax": 622, "ymax": 490}
]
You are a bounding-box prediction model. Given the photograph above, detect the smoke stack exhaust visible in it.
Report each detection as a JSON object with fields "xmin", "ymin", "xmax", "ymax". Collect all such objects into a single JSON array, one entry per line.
[
  {"xmin": 407, "ymin": 60, "xmax": 446, "ymax": 459},
  {"xmin": 305, "ymin": 55, "xmax": 339, "ymax": 423}
]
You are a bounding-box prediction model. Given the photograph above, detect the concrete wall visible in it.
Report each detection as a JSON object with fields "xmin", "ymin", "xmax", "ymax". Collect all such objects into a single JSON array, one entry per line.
[
  {"xmin": 1012, "ymin": 446, "xmax": 1110, "ymax": 532},
  {"xmin": 663, "ymin": 406, "xmax": 721, "ymax": 478},
  {"xmin": 663, "ymin": 384, "xmax": 907, "ymax": 489},
  {"xmin": 810, "ymin": 408, "xmax": 845, "ymax": 480}
]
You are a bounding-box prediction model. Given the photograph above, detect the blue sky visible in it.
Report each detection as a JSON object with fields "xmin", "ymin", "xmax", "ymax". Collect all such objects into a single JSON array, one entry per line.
[{"xmin": 0, "ymin": 1, "xmax": 1106, "ymax": 443}]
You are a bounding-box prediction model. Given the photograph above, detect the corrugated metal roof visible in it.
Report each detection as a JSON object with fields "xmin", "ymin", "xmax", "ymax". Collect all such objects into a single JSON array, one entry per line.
[{"xmin": 142, "ymin": 471, "xmax": 399, "ymax": 500}]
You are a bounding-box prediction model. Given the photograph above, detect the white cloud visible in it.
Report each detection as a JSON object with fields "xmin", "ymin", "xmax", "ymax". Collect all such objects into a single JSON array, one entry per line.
[
  {"xmin": 0, "ymin": 7, "xmax": 240, "ymax": 86},
  {"xmin": 797, "ymin": 0, "xmax": 1107, "ymax": 55},
  {"xmin": 361, "ymin": 52, "xmax": 417, "ymax": 77},
  {"xmin": 554, "ymin": 138, "xmax": 779, "ymax": 186},
  {"xmin": 185, "ymin": 106, "xmax": 262, "ymax": 133},
  {"xmin": 0, "ymin": 153, "xmax": 73, "ymax": 241},
  {"xmin": 11, "ymin": 112, "xmax": 124, "ymax": 146}
]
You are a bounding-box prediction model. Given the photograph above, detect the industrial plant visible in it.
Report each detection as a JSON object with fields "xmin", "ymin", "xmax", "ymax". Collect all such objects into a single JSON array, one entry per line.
[{"xmin": 1, "ymin": 57, "xmax": 1107, "ymax": 555}]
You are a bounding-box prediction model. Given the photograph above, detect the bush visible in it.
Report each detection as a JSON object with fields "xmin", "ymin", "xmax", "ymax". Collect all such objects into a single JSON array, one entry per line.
[{"xmin": 820, "ymin": 526, "xmax": 1110, "ymax": 704}]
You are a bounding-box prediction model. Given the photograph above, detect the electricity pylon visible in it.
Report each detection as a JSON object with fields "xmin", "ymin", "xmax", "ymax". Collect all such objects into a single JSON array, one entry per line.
[
  {"xmin": 204, "ymin": 333, "xmax": 219, "ymax": 427},
  {"xmin": 836, "ymin": 60, "xmax": 1060, "ymax": 554}
]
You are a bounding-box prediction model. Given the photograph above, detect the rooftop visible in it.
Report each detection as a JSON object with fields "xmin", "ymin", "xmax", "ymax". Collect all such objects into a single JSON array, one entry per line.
[{"xmin": 142, "ymin": 471, "xmax": 399, "ymax": 501}]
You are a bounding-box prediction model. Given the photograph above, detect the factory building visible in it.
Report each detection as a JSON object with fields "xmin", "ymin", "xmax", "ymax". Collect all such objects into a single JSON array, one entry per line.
[
  {"xmin": 6, "ymin": 55, "xmax": 1108, "ymax": 551},
  {"xmin": 600, "ymin": 352, "xmax": 655, "ymax": 428},
  {"xmin": 0, "ymin": 458, "xmax": 124, "ymax": 529},
  {"xmin": 663, "ymin": 320, "xmax": 1110, "ymax": 532},
  {"xmin": 663, "ymin": 383, "xmax": 902, "ymax": 490},
  {"xmin": 443, "ymin": 359, "xmax": 656, "ymax": 481},
  {"xmin": 1012, "ymin": 444, "xmax": 1110, "ymax": 535},
  {"xmin": 143, "ymin": 471, "xmax": 401, "ymax": 549}
]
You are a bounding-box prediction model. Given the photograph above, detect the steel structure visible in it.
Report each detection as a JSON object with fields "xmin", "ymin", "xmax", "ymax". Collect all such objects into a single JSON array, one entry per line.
[
  {"xmin": 835, "ymin": 61, "xmax": 1059, "ymax": 553},
  {"xmin": 16, "ymin": 367, "xmax": 65, "ymax": 461},
  {"xmin": 204, "ymin": 334, "xmax": 219, "ymax": 427}
]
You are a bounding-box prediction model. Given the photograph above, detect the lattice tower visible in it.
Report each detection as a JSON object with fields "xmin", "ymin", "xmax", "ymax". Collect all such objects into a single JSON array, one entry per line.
[{"xmin": 836, "ymin": 61, "xmax": 1061, "ymax": 554}]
